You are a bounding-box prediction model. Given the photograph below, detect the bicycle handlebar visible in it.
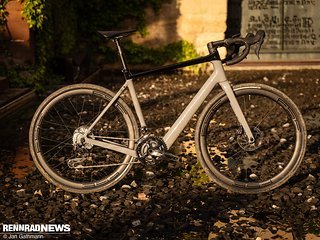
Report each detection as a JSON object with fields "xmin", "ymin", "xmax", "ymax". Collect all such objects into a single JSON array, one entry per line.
[{"xmin": 207, "ymin": 30, "xmax": 266, "ymax": 66}]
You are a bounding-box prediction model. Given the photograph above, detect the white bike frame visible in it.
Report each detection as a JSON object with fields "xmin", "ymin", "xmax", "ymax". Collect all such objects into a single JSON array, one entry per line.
[{"xmin": 84, "ymin": 60, "xmax": 254, "ymax": 158}]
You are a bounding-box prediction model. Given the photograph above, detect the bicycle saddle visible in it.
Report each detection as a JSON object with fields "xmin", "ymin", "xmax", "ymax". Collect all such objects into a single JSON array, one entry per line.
[{"xmin": 98, "ymin": 30, "xmax": 136, "ymax": 39}]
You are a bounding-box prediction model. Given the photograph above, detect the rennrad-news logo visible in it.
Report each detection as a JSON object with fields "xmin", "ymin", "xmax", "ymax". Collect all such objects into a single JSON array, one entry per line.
[
  {"xmin": 2, "ymin": 224, "xmax": 70, "ymax": 233},
  {"xmin": 1, "ymin": 224, "xmax": 70, "ymax": 238}
]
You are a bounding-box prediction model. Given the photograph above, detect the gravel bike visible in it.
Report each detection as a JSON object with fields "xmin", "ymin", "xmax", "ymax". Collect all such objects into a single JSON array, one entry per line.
[{"xmin": 29, "ymin": 30, "xmax": 307, "ymax": 194}]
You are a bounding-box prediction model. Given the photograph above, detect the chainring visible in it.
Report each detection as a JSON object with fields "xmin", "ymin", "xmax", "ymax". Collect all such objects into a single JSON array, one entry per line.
[{"xmin": 136, "ymin": 135, "xmax": 167, "ymax": 164}]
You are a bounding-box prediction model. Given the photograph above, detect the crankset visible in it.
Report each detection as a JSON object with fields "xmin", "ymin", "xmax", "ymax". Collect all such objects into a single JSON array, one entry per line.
[{"xmin": 136, "ymin": 135, "xmax": 168, "ymax": 165}]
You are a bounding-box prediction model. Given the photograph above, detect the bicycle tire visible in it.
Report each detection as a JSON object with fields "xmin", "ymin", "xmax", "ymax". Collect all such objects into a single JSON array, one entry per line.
[
  {"xmin": 195, "ymin": 83, "xmax": 306, "ymax": 194},
  {"xmin": 29, "ymin": 83, "xmax": 139, "ymax": 193}
]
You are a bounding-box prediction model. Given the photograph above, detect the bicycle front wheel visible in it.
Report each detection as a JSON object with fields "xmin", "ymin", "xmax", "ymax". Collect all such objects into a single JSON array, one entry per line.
[
  {"xmin": 29, "ymin": 84, "xmax": 138, "ymax": 193},
  {"xmin": 195, "ymin": 83, "xmax": 306, "ymax": 194}
]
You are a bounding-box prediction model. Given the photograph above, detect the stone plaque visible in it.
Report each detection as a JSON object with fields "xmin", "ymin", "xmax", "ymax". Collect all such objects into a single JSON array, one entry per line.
[{"xmin": 241, "ymin": 0, "xmax": 320, "ymax": 52}]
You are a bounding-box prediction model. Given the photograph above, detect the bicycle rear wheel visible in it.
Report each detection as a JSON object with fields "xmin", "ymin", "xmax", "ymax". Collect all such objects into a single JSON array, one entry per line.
[
  {"xmin": 195, "ymin": 83, "xmax": 306, "ymax": 194},
  {"xmin": 29, "ymin": 84, "xmax": 138, "ymax": 193}
]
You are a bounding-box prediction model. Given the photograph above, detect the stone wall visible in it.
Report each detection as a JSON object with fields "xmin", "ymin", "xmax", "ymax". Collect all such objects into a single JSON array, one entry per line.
[
  {"xmin": 132, "ymin": 0, "xmax": 228, "ymax": 55},
  {"xmin": 241, "ymin": 0, "xmax": 320, "ymax": 61}
]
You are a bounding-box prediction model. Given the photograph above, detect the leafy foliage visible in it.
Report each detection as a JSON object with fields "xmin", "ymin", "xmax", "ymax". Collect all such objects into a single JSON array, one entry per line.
[
  {"xmin": 0, "ymin": 0, "xmax": 8, "ymax": 32},
  {"xmin": 20, "ymin": 0, "xmax": 46, "ymax": 29},
  {"xmin": 122, "ymin": 40, "xmax": 199, "ymax": 65},
  {"xmin": 1, "ymin": 0, "xmax": 203, "ymax": 89}
]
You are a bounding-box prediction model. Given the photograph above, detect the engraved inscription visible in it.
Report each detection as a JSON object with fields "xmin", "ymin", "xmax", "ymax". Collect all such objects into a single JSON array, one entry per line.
[{"xmin": 242, "ymin": 0, "xmax": 320, "ymax": 51}]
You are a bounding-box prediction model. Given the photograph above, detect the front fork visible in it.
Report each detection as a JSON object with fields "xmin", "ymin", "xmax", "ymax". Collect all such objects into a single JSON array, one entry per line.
[{"xmin": 219, "ymin": 81, "xmax": 255, "ymax": 143}]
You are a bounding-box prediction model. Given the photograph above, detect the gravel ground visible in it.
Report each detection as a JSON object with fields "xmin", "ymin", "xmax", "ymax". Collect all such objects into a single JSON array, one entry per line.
[{"xmin": 0, "ymin": 69, "xmax": 320, "ymax": 240}]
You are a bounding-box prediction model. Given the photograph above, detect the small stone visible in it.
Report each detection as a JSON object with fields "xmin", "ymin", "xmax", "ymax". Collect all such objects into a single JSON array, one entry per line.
[
  {"xmin": 168, "ymin": 163, "xmax": 175, "ymax": 169},
  {"xmin": 282, "ymin": 123, "xmax": 290, "ymax": 128},
  {"xmin": 306, "ymin": 174, "xmax": 316, "ymax": 182},
  {"xmin": 291, "ymin": 187, "xmax": 303, "ymax": 194},
  {"xmin": 272, "ymin": 193, "xmax": 282, "ymax": 201},
  {"xmin": 193, "ymin": 220, "xmax": 203, "ymax": 227},
  {"xmin": 64, "ymin": 194, "xmax": 72, "ymax": 201},
  {"xmin": 121, "ymin": 184, "xmax": 132, "ymax": 190},
  {"xmin": 269, "ymin": 226, "xmax": 278, "ymax": 234},
  {"xmin": 238, "ymin": 209, "xmax": 246, "ymax": 215},
  {"xmin": 310, "ymin": 164, "xmax": 317, "ymax": 170},
  {"xmin": 34, "ymin": 190, "xmax": 43, "ymax": 197},
  {"xmin": 124, "ymin": 200, "xmax": 132, "ymax": 207},
  {"xmin": 280, "ymin": 138, "xmax": 287, "ymax": 143},
  {"xmin": 73, "ymin": 230, "xmax": 82, "ymax": 235},
  {"xmin": 83, "ymin": 227, "xmax": 93, "ymax": 234},
  {"xmin": 306, "ymin": 197, "xmax": 318, "ymax": 205},
  {"xmin": 310, "ymin": 205, "xmax": 317, "ymax": 211},
  {"xmin": 132, "ymin": 220, "xmax": 141, "ymax": 227},
  {"xmin": 137, "ymin": 192, "xmax": 148, "ymax": 201},
  {"xmin": 5, "ymin": 177, "xmax": 11, "ymax": 183},
  {"xmin": 164, "ymin": 127, "xmax": 170, "ymax": 131},
  {"xmin": 16, "ymin": 189, "xmax": 26, "ymax": 197},
  {"xmin": 305, "ymin": 158, "xmax": 313, "ymax": 164},
  {"xmin": 99, "ymin": 195, "xmax": 108, "ymax": 201},
  {"xmin": 147, "ymin": 222, "xmax": 154, "ymax": 227},
  {"xmin": 99, "ymin": 205, "xmax": 105, "ymax": 211},
  {"xmin": 146, "ymin": 171, "xmax": 155, "ymax": 178},
  {"xmin": 70, "ymin": 199, "xmax": 79, "ymax": 210},
  {"xmin": 130, "ymin": 180, "xmax": 138, "ymax": 188},
  {"xmin": 156, "ymin": 180, "xmax": 164, "ymax": 187},
  {"xmin": 90, "ymin": 204, "xmax": 98, "ymax": 209},
  {"xmin": 249, "ymin": 173, "xmax": 258, "ymax": 180}
]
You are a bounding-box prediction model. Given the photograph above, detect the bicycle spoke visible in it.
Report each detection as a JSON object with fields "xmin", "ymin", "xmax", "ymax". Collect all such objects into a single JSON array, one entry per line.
[
  {"xmin": 53, "ymin": 107, "xmax": 73, "ymax": 136},
  {"xmin": 77, "ymin": 97, "xmax": 86, "ymax": 127},
  {"xmin": 43, "ymin": 136, "xmax": 73, "ymax": 157},
  {"xmin": 30, "ymin": 85, "xmax": 138, "ymax": 193},
  {"xmin": 197, "ymin": 84, "xmax": 305, "ymax": 193}
]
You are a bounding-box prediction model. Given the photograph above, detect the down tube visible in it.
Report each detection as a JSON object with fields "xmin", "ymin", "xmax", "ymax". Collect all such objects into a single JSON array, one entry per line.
[{"xmin": 163, "ymin": 61, "xmax": 227, "ymax": 148}]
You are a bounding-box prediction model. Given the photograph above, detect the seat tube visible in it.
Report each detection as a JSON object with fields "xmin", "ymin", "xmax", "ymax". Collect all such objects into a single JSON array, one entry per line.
[
  {"xmin": 219, "ymin": 80, "xmax": 255, "ymax": 143},
  {"xmin": 127, "ymin": 79, "xmax": 147, "ymax": 128}
]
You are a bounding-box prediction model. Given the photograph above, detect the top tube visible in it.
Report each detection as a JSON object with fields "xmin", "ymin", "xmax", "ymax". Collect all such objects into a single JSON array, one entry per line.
[{"xmin": 129, "ymin": 50, "xmax": 221, "ymax": 79}]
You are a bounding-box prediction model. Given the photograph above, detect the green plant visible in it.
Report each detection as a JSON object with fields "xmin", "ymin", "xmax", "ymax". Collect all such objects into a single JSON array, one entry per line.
[
  {"xmin": 189, "ymin": 161, "xmax": 210, "ymax": 186},
  {"xmin": 122, "ymin": 40, "xmax": 199, "ymax": 65},
  {"xmin": 5, "ymin": 64, "xmax": 63, "ymax": 92},
  {"xmin": 16, "ymin": 0, "xmax": 168, "ymax": 90},
  {"xmin": 20, "ymin": 0, "xmax": 46, "ymax": 29},
  {"xmin": 122, "ymin": 39, "xmax": 203, "ymax": 73},
  {"xmin": 0, "ymin": 0, "xmax": 9, "ymax": 32}
]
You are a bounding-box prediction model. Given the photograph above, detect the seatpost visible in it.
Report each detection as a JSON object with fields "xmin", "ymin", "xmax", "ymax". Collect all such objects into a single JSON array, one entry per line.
[{"xmin": 113, "ymin": 38, "xmax": 131, "ymax": 79}]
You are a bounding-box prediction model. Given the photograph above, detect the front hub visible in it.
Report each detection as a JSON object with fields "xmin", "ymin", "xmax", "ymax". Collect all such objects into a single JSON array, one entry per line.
[{"xmin": 237, "ymin": 127, "xmax": 263, "ymax": 151}]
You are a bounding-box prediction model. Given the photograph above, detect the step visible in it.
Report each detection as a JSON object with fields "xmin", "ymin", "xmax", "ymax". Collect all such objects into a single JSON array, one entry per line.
[
  {"xmin": 0, "ymin": 88, "xmax": 36, "ymax": 119},
  {"xmin": 0, "ymin": 76, "xmax": 8, "ymax": 92}
]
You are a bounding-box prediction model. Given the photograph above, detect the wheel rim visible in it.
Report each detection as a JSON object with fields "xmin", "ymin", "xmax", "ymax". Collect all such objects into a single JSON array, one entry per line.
[
  {"xmin": 32, "ymin": 88, "xmax": 136, "ymax": 189},
  {"xmin": 200, "ymin": 89, "xmax": 303, "ymax": 189}
]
